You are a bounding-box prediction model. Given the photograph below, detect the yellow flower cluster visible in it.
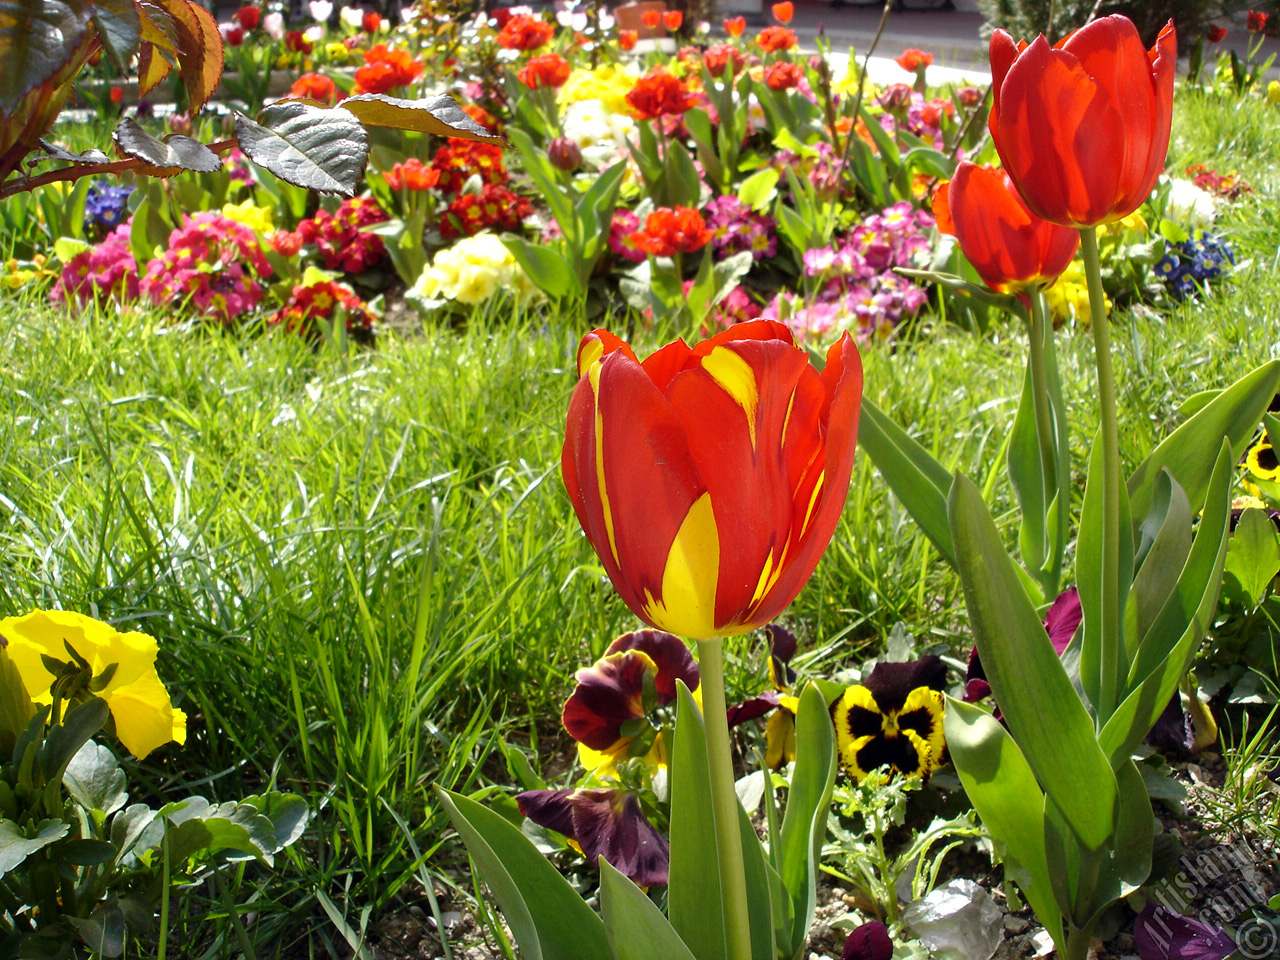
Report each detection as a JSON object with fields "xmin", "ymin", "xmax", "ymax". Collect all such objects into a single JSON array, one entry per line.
[
  {"xmin": 0, "ymin": 610, "xmax": 187, "ymax": 760},
  {"xmin": 1045, "ymin": 263, "xmax": 1111, "ymax": 327},
  {"xmin": 413, "ymin": 232, "xmax": 537, "ymax": 306},
  {"xmin": 557, "ymin": 64, "xmax": 637, "ymax": 115},
  {"xmin": 222, "ymin": 200, "xmax": 274, "ymax": 237}
]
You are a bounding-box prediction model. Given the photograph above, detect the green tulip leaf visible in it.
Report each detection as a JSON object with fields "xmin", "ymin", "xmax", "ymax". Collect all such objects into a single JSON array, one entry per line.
[
  {"xmin": 1222, "ymin": 507, "xmax": 1280, "ymax": 610},
  {"xmin": 736, "ymin": 801, "xmax": 777, "ymax": 960},
  {"xmin": 503, "ymin": 239, "xmax": 575, "ymax": 300},
  {"xmin": 944, "ymin": 698, "xmax": 1064, "ymax": 951},
  {"xmin": 1125, "ymin": 471, "xmax": 1192, "ymax": 665},
  {"xmin": 776, "ymin": 683, "xmax": 836, "ymax": 958},
  {"xmin": 599, "ymin": 859, "xmax": 698, "ymax": 960},
  {"xmin": 1089, "ymin": 760, "xmax": 1153, "ymax": 911},
  {"xmin": 668, "ymin": 683, "xmax": 728, "ymax": 960},
  {"xmin": 737, "ymin": 167, "xmax": 780, "ymax": 212},
  {"xmin": 857, "ymin": 398, "xmax": 955, "ymax": 565},
  {"xmin": 948, "ymin": 472, "xmax": 1117, "ymax": 851},
  {"xmin": 1007, "ymin": 362, "xmax": 1049, "ymax": 582},
  {"xmin": 435, "ymin": 787, "xmax": 610, "ymax": 960},
  {"xmin": 1128, "ymin": 360, "xmax": 1280, "ymax": 521}
]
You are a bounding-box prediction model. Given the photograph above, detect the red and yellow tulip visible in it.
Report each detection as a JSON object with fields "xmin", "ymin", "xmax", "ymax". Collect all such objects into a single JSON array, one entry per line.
[
  {"xmin": 988, "ymin": 15, "xmax": 1176, "ymax": 228},
  {"xmin": 561, "ymin": 321, "xmax": 862, "ymax": 640}
]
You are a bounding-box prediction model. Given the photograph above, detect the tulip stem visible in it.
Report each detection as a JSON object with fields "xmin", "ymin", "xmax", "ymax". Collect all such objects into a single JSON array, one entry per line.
[
  {"xmin": 1079, "ymin": 226, "xmax": 1122, "ymax": 718},
  {"xmin": 695, "ymin": 637, "xmax": 753, "ymax": 960}
]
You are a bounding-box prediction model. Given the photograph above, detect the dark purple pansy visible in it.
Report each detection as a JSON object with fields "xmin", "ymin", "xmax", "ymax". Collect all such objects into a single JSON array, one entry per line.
[
  {"xmin": 516, "ymin": 787, "xmax": 671, "ymax": 886},
  {"xmin": 843, "ymin": 920, "xmax": 893, "ymax": 960},
  {"xmin": 1134, "ymin": 903, "xmax": 1235, "ymax": 960}
]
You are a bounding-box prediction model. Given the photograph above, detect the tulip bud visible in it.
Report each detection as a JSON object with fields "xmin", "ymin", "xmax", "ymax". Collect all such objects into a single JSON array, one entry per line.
[
  {"xmin": 167, "ymin": 112, "xmax": 192, "ymax": 136},
  {"xmin": 548, "ymin": 137, "xmax": 582, "ymax": 172},
  {"xmin": 956, "ymin": 85, "xmax": 982, "ymax": 108},
  {"xmin": 878, "ymin": 83, "xmax": 912, "ymax": 111}
]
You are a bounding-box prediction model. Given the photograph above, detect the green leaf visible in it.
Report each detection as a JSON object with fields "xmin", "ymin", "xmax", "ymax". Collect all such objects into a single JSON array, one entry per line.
[
  {"xmin": 504, "ymin": 239, "xmax": 575, "ymax": 299},
  {"xmin": 943, "ymin": 699, "xmax": 1063, "ymax": 951},
  {"xmin": 668, "ymin": 683, "xmax": 727, "ymax": 960},
  {"xmin": 436, "ymin": 787, "xmax": 610, "ymax": 960},
  {"xmin": 507, "ymin": 126, "xmax": 574, "ymax": 241},
  {"xmin": 89, "ymin": 0, "xmax": 140, "ymax": 73},
  {"xmin": 901, "ymin": 147, "xmax": 954, "ymax": 181},
  {"xmin": 1222, "ymin": 508, "xmax": 1280, "ymax": 609},
  {"xmin": 236, "ymin": 103, "xmax": 369, "ymax": 197},
  {"xmin": 63, "ymin": 741, "xmax": 127, "ymax": 816},
  {"xmin": 113, "ymin": 117, "xmax": 221, "ymax": 174},
  {"xmin": 1088, "ymin": 759, "xmax": 1152, "ymax": 914},
  {"xmin": 0, "ymin": 0, "xmax": 92, "ymax": 117},
  {"xmin": 109, "ymin": 803, "xmax": 157, "ymax": 861},
  {"xmin": 337, "ymin": 93, "xmax": 505, "ymax": 143},
  {"xmin": 599, "ymin": 859, "xmax": 698, "ymax": 960},
  {"xmin": 60, "ymin": 838, "xmax": 117, "ymax": 865},
  {"xmin": 1125, "ymin": 471, "xmax": 1192, "ymax": 668},
  {"xmin": 775, "ymin": 683, "xmax": 836, "ymax": 958},
  {"xmin": 735, "ymin": 802, "xmax": 777, "ymax": 960},
  {"xmin": 41, "ymin": 696, "xmax": 110, "ymax": 782},
  {"xmin": 68, "ymin": 904, "xmax": 126, "ymax": 958},
  {"xmin": 737, "ymin": 168, "xmax": 779, "ymax": 212},
  {"xmin": 857, "ymin": 398, "xmax": 955, "ymax": 565},
  {"xmin": 1128, "ymin": 360, "xmax": 1280, "ymax": 520},
  {"xmin": 1007, "ymin": 362, "xmax": 1048, "ymax": 581},
  {"xmin": 948, "ymin": 473, "xmax": 1118, "ymax": 851},
  {"xmin": 0, "ymin": 818, "xmax": 69, "ymax": 875},
  {"xmin": 241, "ymin": 792, "xmax": 310, "ymax": 854}
]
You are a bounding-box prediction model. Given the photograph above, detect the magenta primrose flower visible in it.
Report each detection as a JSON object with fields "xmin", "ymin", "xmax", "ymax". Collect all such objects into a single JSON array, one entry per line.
[
  {"xmin": 140, "ymin": 212, "xmax": 271, "ymax": 323},
  {"xmin": 52, "ymin": 222, "xmax": 139, "ymax": 308}
]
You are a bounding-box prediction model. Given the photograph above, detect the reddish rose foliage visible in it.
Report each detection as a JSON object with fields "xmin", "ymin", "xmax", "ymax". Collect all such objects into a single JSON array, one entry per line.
[
  {"xmin": 431, "ymin": 139, "xmax": 508, "ymax": 195},
  {"xmin": 383, "ymin": 158, "xmax": 440, "ymax": 190},
  {"xmin": 441, "ymin": 183, "xmax": 533, "ymax": 238},
  {"xmin": 626, "ymin": 70, "xmax": 694, "ymax": 119},
  {"xmin": 724, "ymin": 15, "xmax": 745, "ymax": 36},
  {"xmin": 894, "ymin": 48, "xmax": 933, "ymax": 71},
  {"xmin": 618, "ymin": 28, "xmax": 638, "ymax": 49},
  {"xmin": 497, "ymin": 14, "xmax": 555, "ymax": 50},
  {"xmin": 756, "ymin": 25, "xmax": 797, "ymax": 52},
  {"xmin": 704, "ymin": 44, "xmax": 745, "ymax": 77},
  {"xmin": 764, "ymin": 61, "xmax": 802, "ymax": 90},
  {"xmin": 362, "ymin": 10, "xmax": 381, "ymax": 32},
  {"xmin": 290, "ymin": 72, "xmax": 338, "ymax": 104},
  {"xmin": 772, "ymin": 1, "xmax": 793, "ymax": 23},
  {"xmin": 518, "ymin": 52, "xmax": 572, "ymax": 89},
  {"xmin": 628, "ymin": 207, "xmax": 711, "ymax": 257},
  {"xmin": 236, "ymin": 4, "xmax": 260, "ymax": 28},
  {"xmin": 354, "ymin": 44, "xmax": 424, "ymax": 94}
]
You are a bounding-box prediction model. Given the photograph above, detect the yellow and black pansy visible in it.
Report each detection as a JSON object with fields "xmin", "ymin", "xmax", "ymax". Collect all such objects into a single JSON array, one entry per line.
[
  {"xmin": 833, "ymin": 656, "xmax": 947, "ymax": 783},
  {"xmin": 1242, "ymin": 434, "xmax": 1280, "ymax": 502}
]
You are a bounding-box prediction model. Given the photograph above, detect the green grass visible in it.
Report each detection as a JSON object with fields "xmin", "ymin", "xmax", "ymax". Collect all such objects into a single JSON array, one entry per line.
[{"xmin": 3, "ymin": 82, "xmax": 1280, "ymax": 955}]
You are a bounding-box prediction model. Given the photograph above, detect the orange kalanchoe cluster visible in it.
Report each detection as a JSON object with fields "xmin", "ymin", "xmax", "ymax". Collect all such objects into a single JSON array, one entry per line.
[
  {"xmin": 626, "ymin": 70, "xmax": 694, "ymax": 119},
  {"xmin": 628, "ymin": 207, "xmax": 711, "ymax": 257},
  {"xmin": 431, "ymin": 139, "xmax": 507, "ymax": 195},
  {"xmin": 354, "ymin": 44, "xmax": 424, "ymax": 94},
  {"xmin": 383, "ymin": 158, "xmax": 440, "ymax": 191},
  {"xmin": 756, "ymin": 25, "xmax": 797, "ymax": 52},
  {"xmin": 289, "ymin": 72, "xmax": 338, "ymax": 104},
  {"xmin": 517, "ymin": 52, "xmax": 572, "ymax": 89},
  {"xmin": 497, "ymin": 13, "xmax": 555, "ymax": 50}
]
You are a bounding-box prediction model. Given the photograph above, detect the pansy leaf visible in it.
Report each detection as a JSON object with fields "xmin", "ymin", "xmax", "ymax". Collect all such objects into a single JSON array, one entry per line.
[
  {"xmin": 113, "ymin": 118, "xmax": 222, "ymax": 176},
  {"xmin": 1128, "ymin": 360, "xmax": 1280, "ymax": 521},
  {"xmin": 0, "ymin": 819, "xmax": 69, "ymax": 876},
  {"xmin": 948, "ymin": 473, "xmax": 1118, "ymax": 852},
  {"xmin": 337, "ymin": 93, "xmax": 505, "ymax": 143},
  {"xmin": 0, "ymin": 0, "xmax": 92, "ymax": 117},
  {"xmin": 775, "ymin": 683, "xmax": 836, "ymax": 958},
  {"xmin": 236, "ymin": 104, "xmax": 369, "ymax": 197},
  {"xmin": 599, "ymin": 858, "xmax": 698, "ymax": 960},
  {"xmin": 943, "ymin": 698, "xmax": 1064, "ymax": 952},
  {"xmin": 435, "ymin": 787, "xmax": 611, "ymax": 960},
  {"xmin": 90, "ymin": 0, "xmax": 141, "ymax": 72},
  {"xmin": 1222, "ymin": 507, "xmax": 1280, "ymax": 610},
  {"xmin": 63, "ymin": 741, "xmax": 127, "ymax": 816},
  {"xmin": 857, "ymin": 398, "xmax": 955, "ymax": 565}
]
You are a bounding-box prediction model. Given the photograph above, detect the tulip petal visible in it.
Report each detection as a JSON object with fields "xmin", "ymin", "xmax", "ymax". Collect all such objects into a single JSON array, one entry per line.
[{"xmin": 643, "ymin": 492, "xmax": 721, "ymax": 639}]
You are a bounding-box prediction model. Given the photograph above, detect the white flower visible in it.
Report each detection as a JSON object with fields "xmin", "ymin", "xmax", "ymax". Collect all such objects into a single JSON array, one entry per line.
[
  {"xmin": 303, "ymin": 23, "xmax": 325, "ymax": 42},
  {"xmin": 557, "ymin": 9, "xmax": 587, "ymax": 30},
  {"xmin": 596, "ymin": 10, "xmax": 614, "ymax": 29},
  {"xmin": 310, "ymin": 0, "xmax": 333, "ymax": 21},
  {"xmin": 263, "ymin": 11, "xmax": 285, "ymax": 39},
  {"xmin": 340, "ymin": 5, "xmax": 363, "ymax": 26},
  {"xmin": 1163, "ymin": 177, "xmax": 1218, "ymax": 230},
  {"xmin": 412, "ymin": 233, "xmax": 538, "ymax": 307}
]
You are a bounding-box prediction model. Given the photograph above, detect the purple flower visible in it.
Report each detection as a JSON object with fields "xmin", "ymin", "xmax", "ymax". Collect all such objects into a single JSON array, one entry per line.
[
  {"xmin": 52, "ymin": 222, "xmax": 139, "ymax": 307},
  {"xmin": 1134, "ymin": 904, "xmax": 1235, "ymax": 960},
  {"xmin": 83, "ymin": 181, "xmax": 134, "ymax": 237},
  {"xmin": 844, "ymin": 920, "xmax": 893, "ymax": 960},
  {"xmin": 517, "ymin": 788, "xmax": 670, "ymax": 886},
  {"xmin": 702, "ymin": 195, "xmax": 777, "ymax": 261}
]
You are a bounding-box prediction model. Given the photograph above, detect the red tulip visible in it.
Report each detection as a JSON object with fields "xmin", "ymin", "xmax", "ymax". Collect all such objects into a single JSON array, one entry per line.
[
  {"xmin": 561, "ymin": 321, "xmax": 863, "ymax": 640},
  {"xmin": 988, "ymin": 14, "xmax": 1175, "ymax": 227},
  {"xmin": 933, "ymin": 162, "xmax": 1080, "ymax": 293}
]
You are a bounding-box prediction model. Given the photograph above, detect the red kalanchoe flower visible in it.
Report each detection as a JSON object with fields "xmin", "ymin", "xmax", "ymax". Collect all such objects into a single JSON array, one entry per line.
[
  {"xmin": 362, "ymin": 10, "xmax": 381, "ymax": 32},
  {"xmin": 627, "ymin": 206, "xmax": 711, "ymax": 257},
  {"xmin": 289, "ymin": 72, "xmax": 338, "ymax": 104},
  {"xmin": 989, "ymin": 14, "xmax": 1176, "ymax": 227},
  {"xmin": 756, "ymin": 25, "xmax": 797, "ymax": 52},
  {"xmin": 626, "ymin": 69, "xmax": 694, "ymax": 119},
  {"xmin": 724, "ymin": 15, "xmax": 745, "ymax": 37},
  {"xmin": 383, "ymin": 158, "xmax": 440, "ymax": 191},
  {"xmin": 497, "ymin": 13, "xmax": 555, "ymax": 50},
  {"xmin": 641, "ymin": 9, "xmax": 660, "ymax": 28},
  {"xmin": 895, "ymin": 47, "xmax": 933, "ymax": 71},
  {"xmin": 236, "ymin": 4, "xmax": 260, "ymax": 29},
  {"xmin": 932, "ymin": 161, "xmax": 1080, "ymax": 293},
  {"xmin": 517, "ymin": 52, "xmax": 572, "ymax": 89},
  {"xmin": 1248, "ymin": 10, "xmax": 1268, "ymax": 32},
  {"xmin": 431, "ymin": 139, "xmax": 507, "ymax": 196},
  {"xmin": 619, "ymin": 28, "xmax": 638, "ymax": 49},
  {"xmin": 354, "ymin": 44, "xmax": 424, "ymax": 94},
  {"xmin": 662, "ymin": 9, "xmax": 682, "ymax": 30},
  {"xmin": 764, "ymin": 61, "xmax": 803, "ymax": 91},
  {"xmin": 562, "ymin": 321, "xmax": 863, "ymax": 639},
  {"xmin": 704, "ymin": 44, "xmax": 744, "ymax": 77},
  {"xmin": 771, "ymin": 1, "xmax": 793, "ymax": 23},
  {"xmin": 1206, "ymin": 23, "xmax": 1227, "ymax": 42}
]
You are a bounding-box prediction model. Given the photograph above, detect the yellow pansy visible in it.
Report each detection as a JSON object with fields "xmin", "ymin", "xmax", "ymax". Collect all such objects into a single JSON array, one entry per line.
[{"xmin": 0, "ymin": 610, "xmax": 187, "ymax": 760}]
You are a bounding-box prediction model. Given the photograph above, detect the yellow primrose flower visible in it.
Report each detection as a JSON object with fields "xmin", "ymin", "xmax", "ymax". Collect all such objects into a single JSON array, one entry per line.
[
  {"xmin": 0, "ymin": 610, "xmax": 187, "ymax": 760},
  {"xmin": 221, "ymin": 199, "xmax": 274, "ymax": 236},
  {"xmin": 1269, "ymin": 80, "xmax": 1280, "ymax": 104},
  {"xmin": 1045, "ymin": 263, "xmax": 1110, "ymax": 327},
  {"xmin": 558, "ymin": 64, "xmax": 637, "ymax": 115}
]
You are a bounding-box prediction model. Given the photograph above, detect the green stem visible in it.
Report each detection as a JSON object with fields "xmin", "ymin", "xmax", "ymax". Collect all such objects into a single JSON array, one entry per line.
[
  {"xmin": 695, "ymin": 638, "xmax": 752, "ymax": 960},
  {"xmin": 1028, "ymin": 289, "xmax": 1066, "ymax": 597},
  {"xmin": 1079, "ymin": 226, "xmax": 1122, "ymax": 718}
]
